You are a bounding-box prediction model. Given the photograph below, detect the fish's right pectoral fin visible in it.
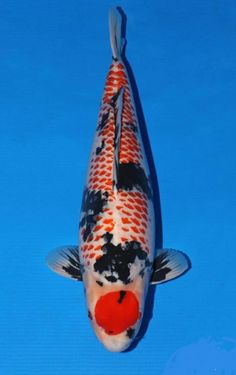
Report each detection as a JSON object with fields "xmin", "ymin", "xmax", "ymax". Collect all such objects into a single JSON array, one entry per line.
[
  {"xmin": 46, "ymin": 246, "xmax": 83, "ymax": 281},
  {"xmin": 150, "ymin": 248, "xmax": 191, "ymax": 284}
]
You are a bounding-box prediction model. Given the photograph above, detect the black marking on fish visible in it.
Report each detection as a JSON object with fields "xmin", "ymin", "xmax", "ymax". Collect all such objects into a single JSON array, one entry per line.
[
  {"xmin": 139, "ymin": 268, "xmax": 145, "ymax": 278},
  {"xmin": 80, "ymin": 189, "xmax": 108, "ymax": 241},
  {"xmin": 126, "ymin": 123, "xmax": 137, "ymax": 133},
  {"xmin": 126, "ymin": 328, "xmax": 135, "ymax": 339},
  {"xmin": 105, "ymin": 275, "xmax": 117, "ymax": 282},
  {"xmin": 88, "ymin": 310, "xmax": 93, "ymax": 320},
  {"xmin": 97, "ymin": 111, "xmax": 110, "ymax": 132},
  {"xmin": 153, "ymin": 251, "xmax": 171, "ymax": 281},
  {"xmin": 94, "ymin": 241, "xmax": 150, "ymax": 284},
  {"xmin": 102, "ymin": 232, "xmax": 113, "ymax": 243},
  {"xmin": 96, "ymin": 280, "xmax": 103, "ymax": 287},
  {"xmin": 155, "ymin": 267, "xmax": 172, "ymax": 281},
  {"xmin": 110, "ymin": 89, "xmax": 122, "ymax": 109},
  {"xmin": 96, "ymin": 140, "xmax": 105, "ymax": 155},
  {"xmin": 61, "ymin": 248, "xmax": 83, "ymax": 280},
  {"xmin": 116, "ymin": 162, "xmax": 152, "ymax": 199},
  {"xmin": 117, "ymin": 291, "xmax": 126, "ymax": 304}
]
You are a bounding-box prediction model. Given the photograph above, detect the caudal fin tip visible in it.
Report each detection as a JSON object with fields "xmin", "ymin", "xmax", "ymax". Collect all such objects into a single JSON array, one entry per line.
[
  {"xmin": 109, "ymin": 6, "xmax": 126, "ymax": 27},
  {"xmin": 108, "ymin": 6, "xmax": 126, "ymax": 61},
  {"xmin": 109, "ymin": 6, "xmax": 121, "ymax": 17}
]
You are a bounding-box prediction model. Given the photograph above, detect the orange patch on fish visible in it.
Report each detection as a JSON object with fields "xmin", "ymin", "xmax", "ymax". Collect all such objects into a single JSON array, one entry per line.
[
  {"xmin": 122, "ymin": 217, "xmax": 131, "ymax": 224},
  {"xmin": 95, "ymin": 291, "xmax": 140, "ymax": 336},
  {"xmin": 93, "ymin": 225, "xmax": 103, "ymax": 232}
]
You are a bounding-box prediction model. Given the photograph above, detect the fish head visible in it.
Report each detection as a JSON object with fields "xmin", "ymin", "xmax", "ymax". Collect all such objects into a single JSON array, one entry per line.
[{"xmin": 83, "ymin": 269, "xmax": 150, "ymax": 352}]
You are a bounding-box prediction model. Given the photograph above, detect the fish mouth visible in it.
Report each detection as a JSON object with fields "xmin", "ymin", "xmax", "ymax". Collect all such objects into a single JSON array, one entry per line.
[{"xmin": 99, "ymin": 334, "xmax": 132, "ymax": 352}]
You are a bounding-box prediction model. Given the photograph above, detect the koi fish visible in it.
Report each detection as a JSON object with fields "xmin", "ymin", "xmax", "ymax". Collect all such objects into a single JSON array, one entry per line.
[{"xmin": 46, "ymin": 8, "xmax": 191, "ymax": 352}]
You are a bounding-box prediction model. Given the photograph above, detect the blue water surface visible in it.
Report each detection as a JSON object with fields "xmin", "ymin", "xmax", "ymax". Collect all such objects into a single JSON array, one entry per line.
[{"xmin": 1, "ymin": 0, "xmax": 236, "ymax": 374}]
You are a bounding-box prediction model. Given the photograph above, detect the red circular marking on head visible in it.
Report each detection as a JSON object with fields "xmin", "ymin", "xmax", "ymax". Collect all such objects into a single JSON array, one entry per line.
[{"xmin": 95, "ymin": 291, "xmax": 140, "ymax": 336}]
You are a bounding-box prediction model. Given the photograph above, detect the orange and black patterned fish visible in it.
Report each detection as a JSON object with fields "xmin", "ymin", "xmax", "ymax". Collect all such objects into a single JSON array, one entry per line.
[{"xmin": 47, "ymin": 8, "xmax": 191, "ymax": 352}]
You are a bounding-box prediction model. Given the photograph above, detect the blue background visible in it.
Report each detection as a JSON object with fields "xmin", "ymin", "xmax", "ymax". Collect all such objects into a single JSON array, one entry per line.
[{"xmin": 1, "ymin": 0, "xmax": 236, "ymax": 374}]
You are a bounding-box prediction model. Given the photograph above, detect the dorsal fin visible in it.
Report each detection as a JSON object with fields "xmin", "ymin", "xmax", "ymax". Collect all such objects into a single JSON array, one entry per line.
[{"xmin": 112, "ymin": 87, "xmax": 124, "ymax": 189}]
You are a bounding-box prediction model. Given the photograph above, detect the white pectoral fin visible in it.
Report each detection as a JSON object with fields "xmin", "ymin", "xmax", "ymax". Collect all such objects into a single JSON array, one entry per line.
[
  {"xmin": 46, "ymin": 246, "xmax": 83, "ymax": 281},
  {"xmin": 150, "ymin": 249, "xmax": 191, "ymax": 285}
]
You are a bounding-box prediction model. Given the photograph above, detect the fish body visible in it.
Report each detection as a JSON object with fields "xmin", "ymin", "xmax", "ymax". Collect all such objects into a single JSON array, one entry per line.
[
  {"xmin": 47, "ymin": 8, "xmax": 191, "ymax": 352},
  {"xmin": 79, "ymin": 58, "xmax": 155, "ymax": 350}
]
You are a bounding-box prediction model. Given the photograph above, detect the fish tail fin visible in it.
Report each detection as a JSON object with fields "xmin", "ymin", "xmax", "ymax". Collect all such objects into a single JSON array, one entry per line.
[{"xmin": 109, "ymin": 7, "xmax": 125, "ymax": 61}]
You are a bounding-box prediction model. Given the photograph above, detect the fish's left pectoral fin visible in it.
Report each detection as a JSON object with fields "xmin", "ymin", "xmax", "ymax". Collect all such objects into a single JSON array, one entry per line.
[
  {"xmin": 46, "ymin": 246, "xmax": 83, "ymax": 281},
  {"xmin": 150, "ymin": 248, "xmax": 191, "ymax": 285}
]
